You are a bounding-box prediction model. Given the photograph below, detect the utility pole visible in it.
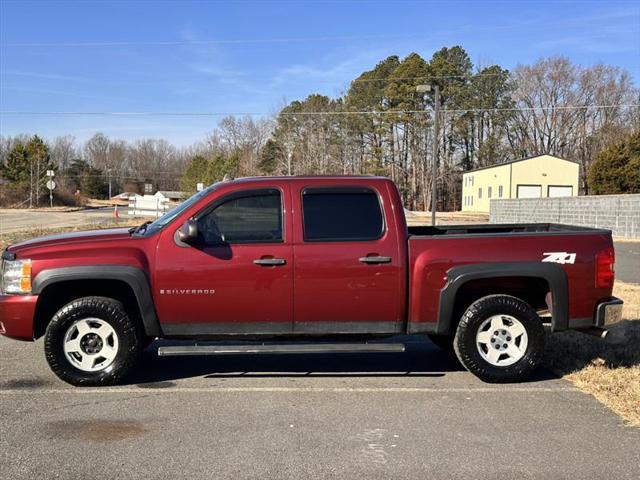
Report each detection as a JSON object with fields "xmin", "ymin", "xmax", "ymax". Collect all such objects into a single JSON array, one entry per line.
[
  {"xmin": 29, "ymin": 160, "xmax": 33, "ymax": 209},
  {"xmin": 107, "ymin": 168, "xmax": 112, "ymax": 199},
  {"xmin": 432, "ymin": 85, "xmax": 440, "ymax": 226},
  {"xmin": 284, "ymin": 139, "xmax": 294, "ymax": 176},
  {"xmin": 416, "ymin": 84, "xmax": 440, "ymax": 226}
]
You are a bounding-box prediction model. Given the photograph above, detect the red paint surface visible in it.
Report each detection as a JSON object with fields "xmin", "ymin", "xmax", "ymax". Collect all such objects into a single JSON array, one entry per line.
[
  {"xmin": 0, "ymin": 294, "xmax": 37, "ymax": 340},
  {"xmin": 1, "ymin": 176, "xmax": 615, "ymax": 340},
  {"xmin": 408, "ymin": 232, "xmax": 614, "ymax": 328},
  {"xmin": 154, "ymin": 181, "xmax": 294, "ymax": 325}
]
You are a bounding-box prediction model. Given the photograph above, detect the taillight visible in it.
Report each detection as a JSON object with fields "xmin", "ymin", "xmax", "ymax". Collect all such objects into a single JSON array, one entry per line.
[{"xmin": 596, "ymin": 247, "xmax": 615, "ymax": 288}]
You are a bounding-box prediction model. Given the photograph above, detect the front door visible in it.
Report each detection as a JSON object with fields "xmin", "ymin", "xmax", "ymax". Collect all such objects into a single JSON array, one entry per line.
[
  {"xmin": 291, "ymin": 183, "xmax": 404, "ymax": 334},
  {"xmin": 154, "ymin": 185, "xmax": 293, "ymax": 336}
]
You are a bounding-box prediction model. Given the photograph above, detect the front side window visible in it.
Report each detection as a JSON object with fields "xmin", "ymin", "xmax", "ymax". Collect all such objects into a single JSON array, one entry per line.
[
  {"xmin": 197, "ymin": 189, "xmax": 282, "ymax": 244},
  {"xmin": 302, "ymin": 187, "xmax": 384, "ymax": 241}
]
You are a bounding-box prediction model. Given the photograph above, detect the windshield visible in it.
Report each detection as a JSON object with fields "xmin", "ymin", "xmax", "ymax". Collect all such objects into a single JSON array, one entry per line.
[{"xmin": 138, "ymin": 183, "xmax": 220, "ymax": 236}]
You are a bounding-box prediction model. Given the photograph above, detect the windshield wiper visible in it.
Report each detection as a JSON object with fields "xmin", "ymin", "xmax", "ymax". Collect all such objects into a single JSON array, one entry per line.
[{"xmin": 129, "ymin": 221, "xmax": 152, "ymax": 235}]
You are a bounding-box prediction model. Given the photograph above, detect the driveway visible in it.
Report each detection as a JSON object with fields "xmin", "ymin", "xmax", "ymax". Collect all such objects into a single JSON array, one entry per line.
[
  {"xmin": 1, "ymin": 336, "xmax": 638, "ymax": 479},
  {"xmin": 615, "ymin": 241, "xmax": 639, "ymax": 284}
]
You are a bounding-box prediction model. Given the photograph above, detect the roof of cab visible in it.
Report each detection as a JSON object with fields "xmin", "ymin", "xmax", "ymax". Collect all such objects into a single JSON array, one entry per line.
[{"xmin": 225, "ymin": 175, "xmax": 391, "ymax": 185}]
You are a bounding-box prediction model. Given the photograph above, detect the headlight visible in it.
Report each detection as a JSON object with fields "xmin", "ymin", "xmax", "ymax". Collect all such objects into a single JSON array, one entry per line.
[{"xmin": 1, "ymin": 259, "xmax": 32, "ymax": 294}]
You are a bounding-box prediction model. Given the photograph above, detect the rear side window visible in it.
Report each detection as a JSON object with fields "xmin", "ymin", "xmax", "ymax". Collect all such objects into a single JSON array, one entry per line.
[
  {"xmin": 197, "ymin": 189, "xmax": 282, "ymax": 244},
  {"xmin": 302, "ymin": 187, "xmax": 384, "ymax": 241}
]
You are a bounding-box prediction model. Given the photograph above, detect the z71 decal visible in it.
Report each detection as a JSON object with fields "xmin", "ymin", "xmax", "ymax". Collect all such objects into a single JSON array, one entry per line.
[{"xmin": 542, "ymin": 252, "xmax": 576, "ymax": 264}]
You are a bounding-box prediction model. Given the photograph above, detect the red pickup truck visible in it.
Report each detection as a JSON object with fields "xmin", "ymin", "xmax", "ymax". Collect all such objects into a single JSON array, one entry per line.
[{"xmin": 0, "ymin": 176, "xmax": 623, "ymax": 386}]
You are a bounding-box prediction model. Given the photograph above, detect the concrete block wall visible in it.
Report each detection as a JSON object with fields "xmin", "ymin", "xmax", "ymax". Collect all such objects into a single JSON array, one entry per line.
[{"xmin": 490, "ymin": 194, "xmax": 640, "ymax": 239}]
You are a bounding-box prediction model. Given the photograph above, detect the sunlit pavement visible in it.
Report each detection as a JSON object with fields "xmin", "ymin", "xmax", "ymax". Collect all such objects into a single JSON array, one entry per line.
[{"xmin": 1, "ymin": 335, "xmax": 639, "ymax": 479}]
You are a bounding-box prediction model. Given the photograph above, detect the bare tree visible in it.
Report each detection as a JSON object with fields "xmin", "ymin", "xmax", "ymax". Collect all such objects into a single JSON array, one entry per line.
[
  {"xmin": 508, "ymin": 58, "xmax": 636, "ymax": 193},
  {"xmin": 49, "ymin": 135, "xmax": 79, "ymax": 170}
]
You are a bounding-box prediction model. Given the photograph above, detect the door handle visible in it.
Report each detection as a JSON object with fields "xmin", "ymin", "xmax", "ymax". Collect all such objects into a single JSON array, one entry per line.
[
  {"xmin": 253, "ymin": 258, "xmax": 287, "ymax": 266},
  {"xmin": 359, "ymin": 256, "xmax": 392, "ymax": 264}
]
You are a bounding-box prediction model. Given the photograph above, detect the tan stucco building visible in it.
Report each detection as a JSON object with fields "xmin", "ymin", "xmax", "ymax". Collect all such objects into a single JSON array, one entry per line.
[{"xmin": 461, "ymin": 154, "xmax": 580, "ymax": 212}]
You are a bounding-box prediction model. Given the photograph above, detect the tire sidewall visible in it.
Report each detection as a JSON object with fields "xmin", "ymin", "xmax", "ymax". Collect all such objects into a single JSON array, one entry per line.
[
  {"xmin": 44, "ymin": 296, "xmax": 140, "ymax": 386},
  {"xmin": 454, "ymin": 295, "xmax": 544, "ymax": 382}
]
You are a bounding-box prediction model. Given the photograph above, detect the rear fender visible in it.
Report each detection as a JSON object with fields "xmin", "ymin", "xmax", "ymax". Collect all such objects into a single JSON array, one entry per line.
[{"xmin": 436, "ymin": 262, "xmax": 568, "ymax": 335}]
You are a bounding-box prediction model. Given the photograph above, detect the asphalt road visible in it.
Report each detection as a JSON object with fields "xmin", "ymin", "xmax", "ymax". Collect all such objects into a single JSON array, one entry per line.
[
  {"xmin": 615, "ymin": 241, "xmax": 639, "ymax": 284},
  {"xmin": 1, "ymin": 336, "xmax": 639, "ymax": 479}
]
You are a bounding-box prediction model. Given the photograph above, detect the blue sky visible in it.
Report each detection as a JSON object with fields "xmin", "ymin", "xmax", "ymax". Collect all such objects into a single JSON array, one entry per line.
[{"xmin": 1, "ymin": 0, "xmax": 639, "ymax": 146}]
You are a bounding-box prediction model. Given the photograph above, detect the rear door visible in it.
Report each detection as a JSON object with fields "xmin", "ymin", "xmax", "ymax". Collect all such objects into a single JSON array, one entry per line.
[{"xmin": 291, "ymin": 182, "xmax": 404, "ymax": 334}]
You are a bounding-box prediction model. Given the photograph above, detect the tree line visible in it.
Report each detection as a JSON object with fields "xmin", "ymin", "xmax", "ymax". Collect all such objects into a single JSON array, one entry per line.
[
  {"xmin": 1, "ymin": 46, "xmax": 638, "ymax": 208},
  {"xmin": 259, "ymin": 48, "xmax": 638, "ymax": 210}
]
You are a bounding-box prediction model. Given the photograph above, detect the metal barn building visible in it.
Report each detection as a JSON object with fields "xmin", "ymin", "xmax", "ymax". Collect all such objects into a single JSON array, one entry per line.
[{"xmin": 461, "ymin": 154, "xmax": 579, "ymax": 212}]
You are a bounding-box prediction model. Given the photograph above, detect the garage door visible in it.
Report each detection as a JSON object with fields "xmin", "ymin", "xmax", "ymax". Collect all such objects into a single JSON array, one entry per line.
[
  {"xmin": 548, "ymin": 186, "xmax": 573, "ymax": 197},
  {"xmin": 516, "ymin": 185, "xmax": 542, "ymax": 198}
]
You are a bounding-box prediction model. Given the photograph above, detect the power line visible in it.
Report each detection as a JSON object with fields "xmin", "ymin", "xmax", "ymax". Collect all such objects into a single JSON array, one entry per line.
[
  {"xmin": 2, "ymin": 104, "xmax": 638, "ymax": 117},
  {"xmin": 3, "ymin": 32, "xmax": 424, "ymax": 48}
]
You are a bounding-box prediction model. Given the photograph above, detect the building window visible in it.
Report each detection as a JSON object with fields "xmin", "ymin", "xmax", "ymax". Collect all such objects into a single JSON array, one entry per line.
[
  {"xmin": 478, "ymin": 188, "xmax": 482, "ymax": 199},
  {"xmin": 471, "ymin": 176, "xmax": 474, "ymax": 186},
  {"xmin": 488, "ymin": 187, "xmax": 492, "ymax": 198},
  {"xmin": 499, "ymin": 185, "xmax": 503, "ymax": 198}
]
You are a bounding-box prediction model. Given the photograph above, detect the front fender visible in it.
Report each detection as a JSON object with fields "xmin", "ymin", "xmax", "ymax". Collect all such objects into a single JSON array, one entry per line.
[{"xmin": 32, "ymin": 265, "xmax": 162, "ymax": 337}]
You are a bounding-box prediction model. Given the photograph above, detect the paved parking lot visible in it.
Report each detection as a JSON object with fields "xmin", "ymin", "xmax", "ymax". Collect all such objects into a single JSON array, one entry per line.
[
  {"xmin": 1, "ymin": 336, "xmax": 639, "ymax": 479},
  {"xmin": 615, "ymin": 241, "xmax": 639, "ymax": 284}
]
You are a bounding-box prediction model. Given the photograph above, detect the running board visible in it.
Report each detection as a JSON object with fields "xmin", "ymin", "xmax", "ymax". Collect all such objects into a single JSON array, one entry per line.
[{"xmin": 157, "ymin": 343, "xmax": 405, "ymax": 356}]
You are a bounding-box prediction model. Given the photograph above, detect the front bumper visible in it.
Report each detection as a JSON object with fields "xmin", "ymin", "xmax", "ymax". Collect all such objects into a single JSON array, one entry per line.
[
  {"xmin": 595, "ymin": 297, "xmax": 624, "ymax": 327},
  {"xmin": 0, "ymin": 294, "xmax": 38, "ymax": 341}
]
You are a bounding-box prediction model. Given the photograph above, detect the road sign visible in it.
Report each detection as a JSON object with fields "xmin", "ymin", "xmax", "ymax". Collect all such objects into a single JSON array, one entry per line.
[
  {"xmin": 46, "ymin": 170, "xmax": 55, "ymax": 177},
  {"xmin": 46, "ymin": 180, "xmax": 56, "ymax": 190}
]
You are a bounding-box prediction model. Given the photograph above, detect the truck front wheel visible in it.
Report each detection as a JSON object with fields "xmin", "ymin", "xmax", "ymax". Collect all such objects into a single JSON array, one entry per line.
[
  {"xmin": 453, "ymin": 295, "xmax": 544, "ymax": 383},
  {"xmin": 44, "ymin": 296, "xmax": 143, "ymax": 386}
]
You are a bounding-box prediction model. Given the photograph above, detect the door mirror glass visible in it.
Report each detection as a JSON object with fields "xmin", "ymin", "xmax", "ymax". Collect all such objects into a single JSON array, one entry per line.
[{"xmin": 177, "ymin": 219, "xmax": 199, "ymax": 244}]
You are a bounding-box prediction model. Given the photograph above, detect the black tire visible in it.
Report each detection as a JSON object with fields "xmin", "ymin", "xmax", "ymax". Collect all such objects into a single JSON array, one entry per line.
[
  {"xmin": 426, "ymin": 334, "xmax": 454, "ymax": 352},
  {"xmin": 44, "ymin": 296, "xmax": 143, "ymax": 386},
  {"xmin": 453, "ymin": 294, "xmax": 544, "ymax": 383}
]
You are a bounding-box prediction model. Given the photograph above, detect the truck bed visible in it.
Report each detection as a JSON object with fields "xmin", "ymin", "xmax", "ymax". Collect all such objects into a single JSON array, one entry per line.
[
  {"xmin": 405, "ymin": 222, "xmax": 614, "ymax": 333},
  {"xmin": 408, "ymin": 223, "xmax": 608, "ymax": 238}
]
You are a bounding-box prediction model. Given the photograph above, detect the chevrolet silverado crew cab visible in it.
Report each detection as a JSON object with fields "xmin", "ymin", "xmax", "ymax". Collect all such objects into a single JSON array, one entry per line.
[{"xmin": 0, "ymin": 176, "xmax": 623, "ymax": 386}]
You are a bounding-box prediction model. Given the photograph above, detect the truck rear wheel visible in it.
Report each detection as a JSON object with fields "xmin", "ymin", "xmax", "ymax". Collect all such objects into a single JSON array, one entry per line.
[
  {"xmin": 453, "ymin": 295, "xmax": 544, "ymax": 383},
  {"xmin": 44, "ymin": 296, "xmax": 143, "ymax": 386}
]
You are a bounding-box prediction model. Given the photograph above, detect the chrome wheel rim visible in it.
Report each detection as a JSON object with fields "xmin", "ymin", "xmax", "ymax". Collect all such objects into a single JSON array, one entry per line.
[
  {"xmin": 476, "ymin": 315, "xmax": 528, "ymax": 367},
  {"xmin": 63, "ymin": 318, "xmax": 119, "ymax": 372}
]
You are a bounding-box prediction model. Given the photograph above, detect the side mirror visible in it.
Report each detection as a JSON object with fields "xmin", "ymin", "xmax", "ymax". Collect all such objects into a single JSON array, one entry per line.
[{"xmin": 177, "ymin": 219, "xmax": 199, "ymax": 244}]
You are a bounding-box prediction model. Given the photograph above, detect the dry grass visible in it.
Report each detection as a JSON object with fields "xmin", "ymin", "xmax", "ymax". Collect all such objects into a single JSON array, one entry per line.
[
  {"xmin": 544, "ymin": 281, "xmax": 640, "ymax": 427},
  {"xmin": 0, "ymin": 218, "xmax": 142, "ymax": 250}
]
